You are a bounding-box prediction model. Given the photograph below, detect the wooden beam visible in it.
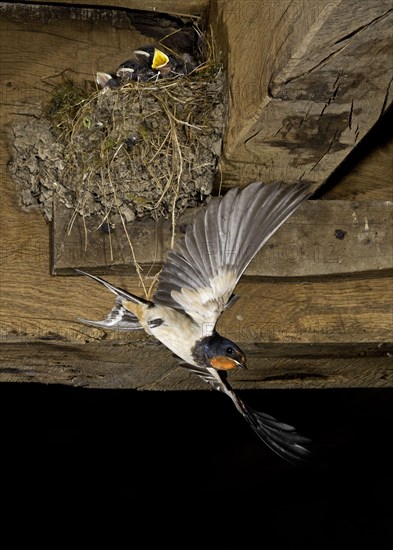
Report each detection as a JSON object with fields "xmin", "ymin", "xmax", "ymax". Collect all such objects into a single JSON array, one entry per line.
[
  {"xmin": 210, "ymin": 0, "xmax": 393, "ymax": 190},
  {"xmin": 1, "ymin": 276, "xmax": 392, "ymax": 389},
  {"xmin": 14, "ymin": 0, "xmax": 208, "ymax": 17},
  {"xmin": 2, "ymin": 275, "xmax": 392, "ymax": 345},
  {"xmin": 52, "ymin": 199, "xmax": 393, "ymax": 276},
  {"xmin": 317, "ymin": 108, "xmax": 393, "ymax": 200},
  {"xmin": 1, "ymin": 341, "xmax": 392, "ymax": 389}
]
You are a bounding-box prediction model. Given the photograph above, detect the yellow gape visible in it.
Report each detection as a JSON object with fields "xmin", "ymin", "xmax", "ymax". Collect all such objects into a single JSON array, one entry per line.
[{"xmin": 151, "ymin": 48, "xmax": 169, "ymax": 69}]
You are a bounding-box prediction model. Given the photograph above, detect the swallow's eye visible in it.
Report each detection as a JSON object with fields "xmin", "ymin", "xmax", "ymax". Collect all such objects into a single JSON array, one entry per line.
[{"xmin": 226, "ymin": 346, "xmax": 234, "ymax": 355}]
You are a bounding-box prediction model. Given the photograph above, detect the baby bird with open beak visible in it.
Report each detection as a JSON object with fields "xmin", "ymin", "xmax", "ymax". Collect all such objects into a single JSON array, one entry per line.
[{"xmin": 96, "ymin": 45, "xmax": 196, "ymax": 88}]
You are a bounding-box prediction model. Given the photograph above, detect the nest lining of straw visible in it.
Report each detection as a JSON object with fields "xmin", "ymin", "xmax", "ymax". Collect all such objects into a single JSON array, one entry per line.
[{"xmin": 11, "ymin": 63, "xmax": 225, "ymax": 234}]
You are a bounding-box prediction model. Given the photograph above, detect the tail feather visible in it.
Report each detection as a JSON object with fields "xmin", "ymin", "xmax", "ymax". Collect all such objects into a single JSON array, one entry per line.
[
  {"xmin": 77, "ymin": 297, "xmax": 143, "ymax": 331},
  {"xmin": 242, "ymin": 403, "xmax": 313, "ymax": 464},
  {"xmin": 186, "ymin": 365, "xmax": 314, "ymax": 464},
  {"xmin": 75, "ymin": 269, "xmax": 147, "ymax": 331},
  {"xmin": 75, "ymin": 269, "xmax": 149, "ymax": 305}
]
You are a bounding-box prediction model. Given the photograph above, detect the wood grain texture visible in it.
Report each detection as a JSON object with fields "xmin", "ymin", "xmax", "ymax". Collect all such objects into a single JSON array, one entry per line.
[
  {"xmin": 1, "ymin": 272, "xmax": 393, "ymax": 358},
  {"xmin": 15, "ymin": 0, "xmax": 209, "ymax": 17},
  {"xmin": 317, "ymin": 108, "xmax": 393, "ymax": 200},
  {"xmin": 210, "ymin": 0, "xmax": 393, "ymax": 189},
  {"xmin": 52, "ymin": 198, "xmax": 393, "ymax": 277},
  {"xmin": 1, "ymin": 341, "xmax": 392, "ymax": 389}
]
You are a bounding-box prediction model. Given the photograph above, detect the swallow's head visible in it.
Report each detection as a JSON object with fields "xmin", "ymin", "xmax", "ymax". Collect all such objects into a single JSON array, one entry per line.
[
  {"xmin": 116, "ymin": 60, "xmax": 137, "ymax": 80},
  {"xmin": 96, "ymin": 72, "xmax": 120, "ymax": 89},
  {"xmin": 193, "ymin": 333, "xmax": 247, "ymax": 371}
]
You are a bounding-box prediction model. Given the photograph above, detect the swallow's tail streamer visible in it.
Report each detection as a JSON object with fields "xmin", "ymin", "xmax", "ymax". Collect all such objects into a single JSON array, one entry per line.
[{"xmin": 241, "ymin": 403, "xmax": 314, "ymax": 464}]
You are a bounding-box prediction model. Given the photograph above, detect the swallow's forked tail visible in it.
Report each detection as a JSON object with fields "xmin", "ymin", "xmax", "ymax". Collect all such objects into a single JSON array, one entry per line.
[
  {"xmin": 223, "ymin": 383, "xmax": 313, "ymax": 463},
  {"xmin": 239, "ymin": 400, "xmax": 313, "ymax": 464},
  {"xmin": 75, "ymin": 270, "xmax": 145, "ymax": 331}
]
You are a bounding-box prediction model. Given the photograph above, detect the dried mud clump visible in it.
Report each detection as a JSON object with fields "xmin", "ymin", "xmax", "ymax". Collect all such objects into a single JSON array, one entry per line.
[{"xmin": 11, "ymin": 62, "xmax": 225, "ymax": 231}]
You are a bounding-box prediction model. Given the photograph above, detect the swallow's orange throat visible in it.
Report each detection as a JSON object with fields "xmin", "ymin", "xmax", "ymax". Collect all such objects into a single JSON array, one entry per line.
[{"xmin": 210, "ymin": 356, "xmax": 241, "ymax": 371}]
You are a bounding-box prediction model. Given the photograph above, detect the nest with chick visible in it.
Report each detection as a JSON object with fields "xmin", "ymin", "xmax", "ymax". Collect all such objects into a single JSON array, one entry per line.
[{"xmin": 11, "ymin": 30, "xmax": 225, "ymax": 254}]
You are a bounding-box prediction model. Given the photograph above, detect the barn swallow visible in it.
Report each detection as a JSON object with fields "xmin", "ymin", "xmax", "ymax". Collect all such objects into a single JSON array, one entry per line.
[{"xmin": 77, "ymin": 181, "xmax": 313, "ymax": 463}]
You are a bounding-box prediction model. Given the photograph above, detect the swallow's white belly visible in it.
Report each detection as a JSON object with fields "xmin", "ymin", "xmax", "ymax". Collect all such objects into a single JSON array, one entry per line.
[{"xmin": 143, "ymin": 305, "xmax": 203, "ymax": 366}]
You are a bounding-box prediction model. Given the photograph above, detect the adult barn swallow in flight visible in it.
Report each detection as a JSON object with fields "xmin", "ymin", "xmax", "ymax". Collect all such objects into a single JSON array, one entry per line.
[{"xmin": 77, "ymin": 181, "xmax": 313, "ymax": 463}]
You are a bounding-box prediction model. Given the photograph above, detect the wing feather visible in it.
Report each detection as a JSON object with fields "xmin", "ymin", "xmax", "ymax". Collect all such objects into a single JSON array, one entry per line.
[
  {"xmin": 154, "ymin": 181, "xmax": 312, "ymax": 327},
  {"xmin": 179, "ymin": 361, "xmax": 314, "ymax": 463}
]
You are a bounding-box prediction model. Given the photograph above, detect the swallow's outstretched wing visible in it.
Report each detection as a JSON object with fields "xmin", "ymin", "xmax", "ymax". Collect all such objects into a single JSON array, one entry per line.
[
  {"xmin": 181, "ymin": 362, "xmax": 312, "ymax": 464},
  {"xmin": 154, "ymin": 181, "xmax": 312, "ymax": 328}
]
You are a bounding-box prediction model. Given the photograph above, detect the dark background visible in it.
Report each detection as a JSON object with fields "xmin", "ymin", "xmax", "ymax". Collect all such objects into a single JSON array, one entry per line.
[{"xmin": 1, "ymin": 383, "xmax": 392, "ymax": 545}]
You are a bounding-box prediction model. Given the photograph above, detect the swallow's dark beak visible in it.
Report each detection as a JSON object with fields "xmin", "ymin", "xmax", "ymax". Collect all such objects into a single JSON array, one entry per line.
[{"xmin": 236, "ymin": 360, "xmax": 247, "ymax": 370}]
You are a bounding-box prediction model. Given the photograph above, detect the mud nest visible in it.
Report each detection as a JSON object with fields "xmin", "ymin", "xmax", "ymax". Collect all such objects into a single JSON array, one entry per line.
[{"xmin": 11, "ymin": 53, "xmax": 225, "ymax": 234}]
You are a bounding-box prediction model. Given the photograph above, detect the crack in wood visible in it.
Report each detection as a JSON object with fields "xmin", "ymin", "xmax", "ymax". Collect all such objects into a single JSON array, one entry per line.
[
  {"xmin": 348, "ymin": 99, "xmax": 354, "ymax": 130},
  {"xmin": 271, "ymin": 46, "xmax": 346, "ymax": 92},
  {"xmin": 332, "ymin": 9, "xmax": 393, "ymax": 45},
  {"xmin": 380, "ymin": 75, "xmax": 393, "ymax": 116},
  {"xmin": 309, "ymin": 128, "xmax": 340, "ymax": 173}
]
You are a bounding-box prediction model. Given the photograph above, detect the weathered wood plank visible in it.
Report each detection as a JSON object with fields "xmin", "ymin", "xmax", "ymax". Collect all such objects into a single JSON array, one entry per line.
[
  {"xmin": 317, "ymin": 108, "xmax": 393, "ymax": 200},
  {"xmin": 20, "ymin": 0, "xmax": 208, "ymax": 17},
  {"xmin": 210, "ymin": 0, "xmax": 393, "ymax": 189},
  {"xmin": 52, "ymin": 199, "xmax": 393, "ymax": 276},
  {"xmin": 1, "ymin": 273, "xmax": 392, "ymax": 346},
  {"xmin": 1, "ymin": 341, "xmax": 392, "ymax": 389},
  {"xmin": 218, "ymin": 278, "xmax": 393, "ymax": 346}
]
